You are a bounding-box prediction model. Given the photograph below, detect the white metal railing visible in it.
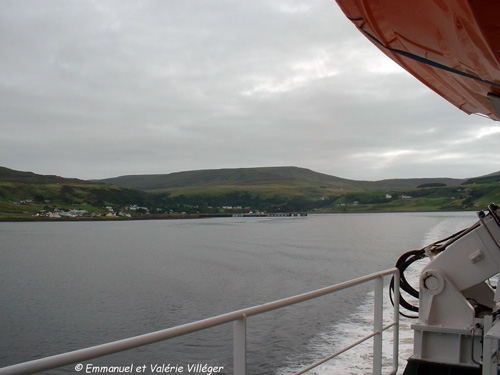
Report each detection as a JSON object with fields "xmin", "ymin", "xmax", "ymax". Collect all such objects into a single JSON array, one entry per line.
[{"xmin": 0, "ymin": 268, "xmax": 400, "ymax": 375}]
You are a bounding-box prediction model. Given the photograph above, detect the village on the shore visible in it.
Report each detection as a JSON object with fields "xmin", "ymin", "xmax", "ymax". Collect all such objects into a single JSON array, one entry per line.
[{"xmin": 28, "ymin": 203, "xmax": 149, "ymax": 218}]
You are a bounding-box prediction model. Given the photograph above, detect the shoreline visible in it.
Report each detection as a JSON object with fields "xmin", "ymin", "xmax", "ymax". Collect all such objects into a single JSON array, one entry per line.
[
  {"xmin": 0, "ymin": 209, "xmax": 481, "ymax": 222},
  {"xmin": 0, "ymin": 213, "xmax": 233, "ymax": 222}
]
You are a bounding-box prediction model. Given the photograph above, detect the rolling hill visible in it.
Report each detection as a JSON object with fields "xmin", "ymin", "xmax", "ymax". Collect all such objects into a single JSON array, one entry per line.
[
  {"xmin": 96, "ymin": 166, "xmax": 467, "ymax": 192},
  {"xmin": 0, "ymin": 166, "xmax": 87, "ymax": 184},
  {"xmin": 0, "ymin": 166, "xmax": 151, "ymax": 219},
  {"xmin": 2, "ymin": 165, "xmax": 500, "ymax": 219}
]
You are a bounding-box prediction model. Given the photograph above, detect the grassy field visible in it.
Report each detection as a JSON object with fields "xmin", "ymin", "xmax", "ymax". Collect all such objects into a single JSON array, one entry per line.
[{"xmin": 320, "ymin": 182, "xmax": 500, "ymax": 213}]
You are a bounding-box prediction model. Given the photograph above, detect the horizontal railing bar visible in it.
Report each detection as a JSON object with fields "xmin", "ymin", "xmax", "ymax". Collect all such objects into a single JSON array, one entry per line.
[
  {"xmin": 0, "ymin": 268, "xmax": 399, "ymax": 375},
  {"xmin": 384, "ymin": 322, "xmax": 397, "ymax": 330},
  {"xmin": 293, "ymin": 322, "xmax": 397, "ymax": 375}
]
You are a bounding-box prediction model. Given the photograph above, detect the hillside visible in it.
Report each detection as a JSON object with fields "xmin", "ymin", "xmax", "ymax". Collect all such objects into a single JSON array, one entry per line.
[
  {"xmin": 370, "ymin": 177, "xmax": 467, "ymax": 190},
  {"xmin": 97, "ymin": 166, "xmax": 466, "ymax": 192},
  {"xmin": 462, "ymin": 170, "xmax": 500, "ymax": 185},
  {"xmin": 0, "ymin": 166, "xmax": 87, "ymax": 184},
  {"xmin": 92, "ymin": 167, "xmax": 500, "ymax": 214},
  {"xmin": 92, "ymin": 166, "xmax": 488, "ymax": 215},
  {"xmin": 0, "ymin": 166, "xmax": 152, "ymax": 220},
  {"xmin": 97, "ymin": 167, "xmax": 357, "ymax": 191},
  {"xmin": 2, "ymin": 165, "xmax": 499, "ymax": 219}
]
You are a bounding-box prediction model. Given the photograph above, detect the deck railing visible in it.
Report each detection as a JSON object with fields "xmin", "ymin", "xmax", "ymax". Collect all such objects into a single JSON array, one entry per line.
[{"xmin": 0, "ymin": 268, "xmax": 400, "ymax": 375}]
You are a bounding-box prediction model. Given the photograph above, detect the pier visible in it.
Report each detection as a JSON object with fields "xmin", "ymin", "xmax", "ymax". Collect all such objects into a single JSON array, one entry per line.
[{"xmin": 232, "ymin": 212, "xmax": 307, "ymax": 217}]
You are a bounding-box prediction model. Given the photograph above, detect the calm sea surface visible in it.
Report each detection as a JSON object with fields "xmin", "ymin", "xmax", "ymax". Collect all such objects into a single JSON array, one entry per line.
[{"xmin": 0, "ymin": 212, "xmax": 478, "ymax": 374}]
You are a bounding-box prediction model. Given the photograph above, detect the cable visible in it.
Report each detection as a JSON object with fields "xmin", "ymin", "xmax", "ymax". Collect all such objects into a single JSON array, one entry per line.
[
  {"xmin": 431, "ymin": 223, "xmax": 480, "ymax": 253},
  {"xmin": 389, "ymin": 283, "xmax": 418, "ymax": 319},
  {"xmin": 389, "ymin": 249, "xmax": 425, "ymax": 317},
  {"xmin": 389, "ymin": 219, "xmax": 482, "ymax": 318}
]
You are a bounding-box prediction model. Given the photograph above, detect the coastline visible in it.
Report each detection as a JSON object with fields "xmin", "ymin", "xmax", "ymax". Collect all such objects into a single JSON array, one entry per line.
[
  {"xmin": 0, "ymin": 209, "xmax": 481, "ymax": 222},
  {"xmin": 0, "ymin": 213, "xmax": 233, "ymax": 222}
]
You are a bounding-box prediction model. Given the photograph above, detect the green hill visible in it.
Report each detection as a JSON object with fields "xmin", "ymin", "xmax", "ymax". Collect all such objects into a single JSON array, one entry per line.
[
  {"xmin": 92, "ymin": 166, "xmax": 484, "ymax": 214},
  {"xmin": 97, "ymin": 166, "xmax": 466, "ymax": 192},
  {"xmin": 0, "ymin": 166, "xmax": 86, "ymax": 184},
  {"xmin": 0, "ymin": 167, "xmax": 151, "ymax": 220},
  {"xmin": 462, "ymin": 170, "xmax": 500, "ymax": 185},
  {"xmin": 92, "ymin": 167, "xmax": 500, "ymax": 214},
  {"xmin": 2, "ymin": 165, "xmax": 499, "ymax": 219},
  {"xmin": 97, "ymin": 167, "xmax": 357, "ymax": 191}
]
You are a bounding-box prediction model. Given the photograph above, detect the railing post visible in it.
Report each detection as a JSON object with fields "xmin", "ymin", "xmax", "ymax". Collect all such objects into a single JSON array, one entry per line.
[
  {"xmin": 373, "ymin": 275, "xmax": 383, "ymax": 375},
  {"xmin": 391, "ymin": 272, "xmax": 400, "ymax": 375},
  {"xmin": 234, "ymin": 315, "xmax": 247, "ymax": 375}
]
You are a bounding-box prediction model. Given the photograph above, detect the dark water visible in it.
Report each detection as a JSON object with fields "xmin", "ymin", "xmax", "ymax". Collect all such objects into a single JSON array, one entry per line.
[{"xmin": 0, "ymin": 212, "xmax": 478, "ymax": 374}]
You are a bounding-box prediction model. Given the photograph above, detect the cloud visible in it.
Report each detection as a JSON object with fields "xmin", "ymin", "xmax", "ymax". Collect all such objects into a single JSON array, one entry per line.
[{"xmin": 0, "ymin": 0, "xmax": 499, "ymax": 180}]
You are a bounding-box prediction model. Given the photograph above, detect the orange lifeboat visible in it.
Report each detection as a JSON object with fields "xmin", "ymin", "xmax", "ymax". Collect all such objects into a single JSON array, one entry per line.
[{"xmin": 335, "ymin": 0, "xmax": 500, "ymax": 121}]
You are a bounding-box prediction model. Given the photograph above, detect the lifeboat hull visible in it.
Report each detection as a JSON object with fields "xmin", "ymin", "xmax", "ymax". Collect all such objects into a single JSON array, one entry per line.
[{"xmin": 335, "ymin": 0, "xmax": 500, "ymax": 121}]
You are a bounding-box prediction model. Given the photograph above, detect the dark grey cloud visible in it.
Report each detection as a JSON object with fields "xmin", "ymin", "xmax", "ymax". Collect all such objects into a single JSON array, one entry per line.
[{"xmin": 1, "ymin": 0, "xmax": 499, "ymax": 180}]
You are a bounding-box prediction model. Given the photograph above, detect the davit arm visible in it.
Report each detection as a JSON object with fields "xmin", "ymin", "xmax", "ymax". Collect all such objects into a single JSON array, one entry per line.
[
  {"xmin": 395, "ymin": 205, "xmax": 500, "ymax": 372},
  {"xmin": 418, "ymin": 205, "xmax": 500, "ymax": 328}
]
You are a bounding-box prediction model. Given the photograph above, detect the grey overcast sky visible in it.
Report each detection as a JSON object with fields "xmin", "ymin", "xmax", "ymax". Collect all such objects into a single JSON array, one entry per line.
[{"xmin": 1, "ymin": 0, "xmax": 500, "ymax": 181}]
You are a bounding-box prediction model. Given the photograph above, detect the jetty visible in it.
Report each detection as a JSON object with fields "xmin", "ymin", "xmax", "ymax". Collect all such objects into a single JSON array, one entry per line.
[{"xmin": 232, "ymin": 212, "xmax": 307, "ymax": 217}]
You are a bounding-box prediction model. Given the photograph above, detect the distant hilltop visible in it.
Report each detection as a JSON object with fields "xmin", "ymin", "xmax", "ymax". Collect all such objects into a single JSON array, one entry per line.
[{"xmin": 95, "ymin": 166, "xmax": 470, "ymax": 192}]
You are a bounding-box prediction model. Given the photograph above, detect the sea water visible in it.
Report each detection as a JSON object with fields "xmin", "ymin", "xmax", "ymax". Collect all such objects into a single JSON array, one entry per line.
[{"xmin": 0, "ymin": 212, "xmax": 478, "ymax": 374}]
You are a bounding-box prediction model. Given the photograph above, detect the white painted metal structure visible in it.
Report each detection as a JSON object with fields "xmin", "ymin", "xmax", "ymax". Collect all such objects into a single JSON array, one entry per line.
[
  {"xmin": 0, "ymin": 269, "xmax": 400, "ymax": 375},
  {"xmin": 409, "ymin": 206, "xmax": 500, "ymax": 374}
]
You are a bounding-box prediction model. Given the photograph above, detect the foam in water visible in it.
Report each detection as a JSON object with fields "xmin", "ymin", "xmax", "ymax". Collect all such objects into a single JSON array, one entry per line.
[
  {"xmin": 277, "ymin": 214, "xmax": 478, "ymax": 375},
  {"xmin": 276, "ymin": 284, "xmax": 407, "ymax": 375}
]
